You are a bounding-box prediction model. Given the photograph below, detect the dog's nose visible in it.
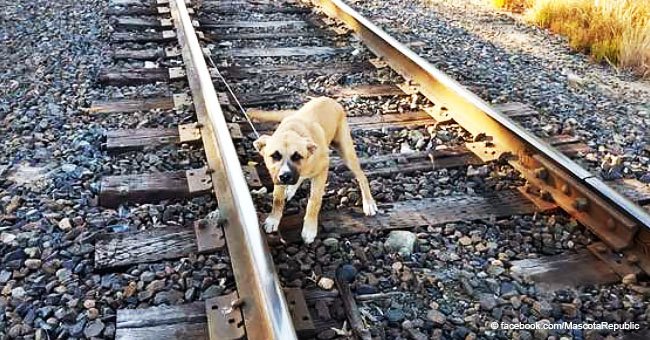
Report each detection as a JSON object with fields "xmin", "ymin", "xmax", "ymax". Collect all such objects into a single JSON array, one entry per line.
[{"xmin": 279, "ymin": 172, "xmax": 293, "ymax": 183}]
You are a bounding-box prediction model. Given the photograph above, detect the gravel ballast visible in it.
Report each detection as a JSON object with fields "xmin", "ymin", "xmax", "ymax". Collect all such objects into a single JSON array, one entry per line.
[{"xmin": 0, "ymin": 1, "xmax": 232, "ymax": 339}]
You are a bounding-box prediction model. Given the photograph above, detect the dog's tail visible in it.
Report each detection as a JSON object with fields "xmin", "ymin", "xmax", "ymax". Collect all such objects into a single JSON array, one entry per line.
[{"xmin": 247, "ymin": 109, "xmax": 295, "ymax": 122}]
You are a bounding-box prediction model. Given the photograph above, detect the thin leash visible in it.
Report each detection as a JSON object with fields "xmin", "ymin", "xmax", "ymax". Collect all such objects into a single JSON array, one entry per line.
[{"xmin": 206, "ymin": 54, "xmax": 261, "ymax": 139}]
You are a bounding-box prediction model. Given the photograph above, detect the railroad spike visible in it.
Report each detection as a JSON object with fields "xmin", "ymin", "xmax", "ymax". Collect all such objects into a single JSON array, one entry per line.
[{"xmin": 231, "ymin": 297, "xmax": 245, "ymax": 309}]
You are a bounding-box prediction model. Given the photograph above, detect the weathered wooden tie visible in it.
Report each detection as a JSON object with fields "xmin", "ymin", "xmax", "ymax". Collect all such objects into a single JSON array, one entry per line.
[
  {"xmin": 275, "ymin": 190, "xmax": 552, "ymax": 242},
  {"xmin": 114, "ymin": 17, "xmax": 173, "ymax": 29},
  {"xmin": 89, "ymin": 93, "xmax": 189, "ymax": 114},
  {"xmin": 99, "ymin": 168, "xmax": 212, "ymax": 208},
  {"xmin": 99, "ymin": 67, "xmax": 185, "ymax": 86},
  {"xmin": 115, "ymin": 288, "xmax": 315, "ymax": 339},
  {"xmin": 113, "ymin": 47, "xmax": 181, "ymax": 60},
  {"xmin": 201, "ymin": 4, "xmax": 310, "ymax": 15},
  {"xmin": 103, "ymin": 124, "xmax": 243, "ymax": 152},
  {"xmin": 199, "ymin": 19, "xmax": 308, "ymax": 29},
  {"xmin": 217, "ymin": 46, "xmax": 346, "ymax": 58},
  {"xmin": 220, "ymin": 61, "xmax": 372, "ymax": 79},
  {"xmin": 112, "ymin": 30, "xmax": 177, "ymax": 43},
  {"xmin": 108, "ymin": 6, "xmax": 165, "ymax": 16},
  {"xmin": 93, "ymin": 190, "xmax": 550, "ymax": 270},
  {"xmin": 95, "ymin": 220, "xmax": 225, "ymax": 269}
]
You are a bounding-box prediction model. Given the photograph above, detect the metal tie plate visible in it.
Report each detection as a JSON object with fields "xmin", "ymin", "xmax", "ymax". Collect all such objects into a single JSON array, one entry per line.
[
  {"xmin": 168, "ymin": 67, "xmax": 186, "ymax": 80},
  {"xmin": 284, "ymin": 288, "xmax": 315, "ymax": 338},
  {"xmin": 205, "ymin": 291, "xmax": 246, "ymax": 340},
  {"xmin": 162, "ymin": 30, "xmax": 176, "ymax": 39},
  {"xmin": 194, "ymin": 217, "xmax": 226, "ymax": 253},
  {"xmin": 186, "ymin": 167, "xmax": 212, "ymax": 193},
  {"xmin": 165, "ymin": 47, "xmax": 181, "ymax": 58},
  {"xmin": 178, "ymin": 123, "xmax": 201, "ymax": 142},
  {"xmin": 172, "ymin": 93, "xmax": 192, "ymax": 109}
]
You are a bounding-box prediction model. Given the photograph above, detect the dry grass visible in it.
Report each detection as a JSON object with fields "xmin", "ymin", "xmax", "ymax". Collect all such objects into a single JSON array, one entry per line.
[
  {"xmin": 491, "ymin": 0, "xmax": 530, "ymax": 12},
  {"xmin": 492, "ymin": 0, "xmax": 650, "ymax": 78}
]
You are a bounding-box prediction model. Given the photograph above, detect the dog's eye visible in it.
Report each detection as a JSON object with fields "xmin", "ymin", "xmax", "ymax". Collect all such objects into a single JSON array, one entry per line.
[
  {"xmin": 271, "ymin": 151, "xmax": 282, "ymax": 161},
  {"xmin": 290, "ymin": 152, "xmax": 303, "ymax": 162}
]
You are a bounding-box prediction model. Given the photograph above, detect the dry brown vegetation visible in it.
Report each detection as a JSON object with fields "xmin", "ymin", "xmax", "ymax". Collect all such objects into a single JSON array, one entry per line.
[{"xmin": 492, "ymin": 0, "xmax": 650, "ymax": 78}]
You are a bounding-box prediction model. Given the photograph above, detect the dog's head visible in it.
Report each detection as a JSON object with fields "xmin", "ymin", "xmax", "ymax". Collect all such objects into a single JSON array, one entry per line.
[{"xmin": 253, "ymin": 131, "xmax": 317, "ymax": 185}]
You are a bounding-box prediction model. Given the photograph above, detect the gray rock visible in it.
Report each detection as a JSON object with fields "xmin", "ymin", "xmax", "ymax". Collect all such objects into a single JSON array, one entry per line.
[
  {"xmin": 140, "ymin": 271, "xmax": 155, "ymax": 283},
  {"xmin": 384, "ymin": 230, "xmax": 417, "ymax": 256},
  {"xmin": 322, "ymin": 238, "xmax": 338, "ymax": 248},
  {"xmin": 201, "ymin": 285, "xmax": 223, "ymax": 300},
  {"xmin": 56, "ymin": 268, "xmax": 72, "ymax": 282},
  {"xmin": 84, "ymin": 319, "xmax": 105, "ymax": 338},
  {"xmin": 24, "ymin": 259, "xmax": 42, "ymax": 270},
  {"xmin": 154, "ymin": 290, "xmax": 183, "ymax": 305},
  {"xmin": 146, "ymin": 279, "xmax": 165, "ymax": 293},
  {"xmin": 58, "ymin": 218, "xmax": 73, "ymax": 231},
  {"xmin": 533, "ymin": 300, "xmax": 553, "ymax": 318},
  {"xmin": 12, "ymin": 287, "xmax": 27, "ymax": 299},
  {"xmin": 386, "ymin": 308, "xmax": 405, "ymax": 323},
  {"xmin": 500, "ymin": 282, "xmax": 517, "ymax": 299},
  {"xmin": 0, "ymin": 270, "xmax": 11, "ymax": 283},
  {"xmin": 479, "ymin": 294, "xmax": 498, "ymax": 311},
  {"xmin": 426, "ymin": 309, "xmax": 446, "ymax": 325}
]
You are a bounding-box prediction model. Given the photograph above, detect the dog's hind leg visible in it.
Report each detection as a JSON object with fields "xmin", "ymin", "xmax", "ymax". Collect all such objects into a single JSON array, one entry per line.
[
  {"xmin": 264, "ymin": 185, "xmax": 286, "ymax": 233},
  {"xmin": 334, "ymin": 122, "xmax": 378, "ymax": 216},
  {"xmin": 302, "ymin": 171, "xmax": 327, "ymax": 244}
]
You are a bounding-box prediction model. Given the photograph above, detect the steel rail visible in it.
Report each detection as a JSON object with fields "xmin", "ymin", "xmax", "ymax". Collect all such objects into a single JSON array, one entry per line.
[
  {"xmin": 170, "ymin": 0, "xmax": 298, "ymax": 338},
  {"xmin": 314, "ymin": 0, "xmax": 650, "ymax": 262}
]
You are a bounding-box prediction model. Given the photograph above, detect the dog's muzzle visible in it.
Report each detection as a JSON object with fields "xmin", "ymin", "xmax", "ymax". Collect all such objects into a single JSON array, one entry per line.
[
  {"xmin": 277, "ymin": 161, "xmax": 299, "ymax": 185},
  {"xmin": 278, "ymin": 171, "xmax": 298, "ymax": 185}
]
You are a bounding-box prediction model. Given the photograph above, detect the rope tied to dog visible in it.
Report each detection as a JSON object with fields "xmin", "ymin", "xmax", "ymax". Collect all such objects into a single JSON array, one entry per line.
[{"xmin": 206, "ymin": 53, "xmax": 261, "ymax": 139}]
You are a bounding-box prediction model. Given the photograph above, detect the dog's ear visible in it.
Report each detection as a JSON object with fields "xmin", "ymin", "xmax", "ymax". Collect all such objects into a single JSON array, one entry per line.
[
  {"xmin": 253, "ymin": 135, "xmax": 271, "ymax": 153},
  {"xmin": 306, "ymin": 141, "xmax": 318, "ymax": 155}
]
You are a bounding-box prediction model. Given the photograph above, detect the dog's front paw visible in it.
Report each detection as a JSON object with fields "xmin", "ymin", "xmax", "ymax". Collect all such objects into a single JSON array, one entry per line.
[
  {"xmin": 263, "ymin": 215, "xmax": 280, "ymax": 233},
  {"xmin": 363, "ymin": 199, "xmax": 378, "ymax": 216},
  {"xmin": 301, "ymin": 222, "xmax": 318, "ymax": 244}
]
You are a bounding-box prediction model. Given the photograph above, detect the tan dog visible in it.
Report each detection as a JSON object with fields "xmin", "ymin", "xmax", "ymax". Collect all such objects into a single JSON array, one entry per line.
[{"xmin": 252, "ymin": 97, "xmax": 377, "ymax": 243}]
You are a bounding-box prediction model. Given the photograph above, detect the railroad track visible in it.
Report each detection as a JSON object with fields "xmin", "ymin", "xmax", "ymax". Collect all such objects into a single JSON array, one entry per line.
[{"xmin": 89, "ymin": 0, "xmax": 650, "ymax": 339}]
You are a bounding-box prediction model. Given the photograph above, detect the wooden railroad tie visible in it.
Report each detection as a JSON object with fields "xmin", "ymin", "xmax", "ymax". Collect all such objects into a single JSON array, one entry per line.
[
  {"xmin": 99, "ymin": 168, "xmax": 212, "ymax": 208},
  {"xmin": 216, "ymin": 46, "xmax": 348, "ymax": 58},
  {"xmin": 219, "ymin": 61, "xmax": 373, "ymax": 79},
  {"xmin": 98, "ymin": 67, "xmax": 186, "ymax": 86},
  {"xmin": 102, "ymin": 123, "xmax": 243, "ymax": 152},
  {"xmin": 111, "ymin": 30, "xmax": 177, "ymax": 43},
  {"xmin": 89, "ymin": 93, "xmax": 191, "ymax": 114},
  {"xmin": 200, "ymin": 3, "xmax": 310, "ymax": 15},
  {"xmin": 204, "ymin": 30, "xmax": 330, "ymax": 41},
  {"xmin": 114, "ymin": 287, "xmax": 315, "ymax": 340},
  {"xmin": 114, "ymin": 17, "xmax": 173, "ymax": 29},
  {"xmin": 198, "ymin": 19, "xmax": 309, "ymax": 29},
  {"xmin": 93, "ymin": 189, "xmax": 552, "ymax": 270}
]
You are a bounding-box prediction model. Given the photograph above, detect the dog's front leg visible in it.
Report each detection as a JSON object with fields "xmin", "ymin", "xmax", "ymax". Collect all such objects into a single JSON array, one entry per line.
[
  {"xmin": 285, "ymin": 177, "xmax": 305, "ymax": 202},
  {"xmin": 264, "ymin": 185, "xmax": 286, "ymax": 233},
  {"xmin": 302, "ymin": 170, "xmax": 327, "ymax": 244}
]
